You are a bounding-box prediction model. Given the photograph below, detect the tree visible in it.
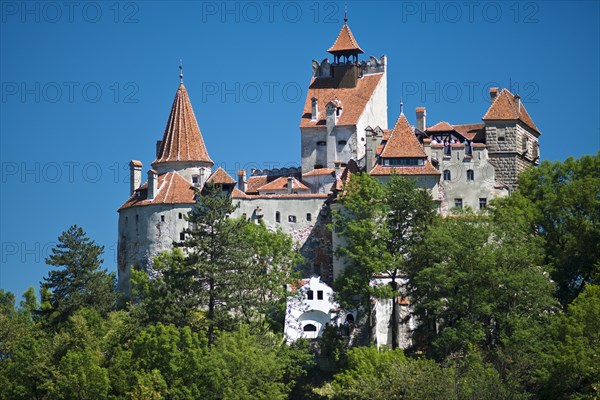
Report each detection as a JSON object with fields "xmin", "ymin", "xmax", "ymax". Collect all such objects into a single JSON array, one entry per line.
[
  {"xmin": 332, "ymin": 174, "xmax": 437, "ymax": 348},
  {"xmin": 331, "ymin": 173, "xmax": 389, "ymax": 341},
  {"xmin": 382, "ymin": 175, "xmax": 437, "ymax": 348},
  {"xmin": 515, "ymin": 152, "xmax": 600, "ymax": 306},
  {"xmin": 131, "ymin": 183, "xmax": 298, "ymax": 343},
  {"xmin": 407, "ymin": 210, "xmax": 556, "ymax": 363},
  {"xmin": 539, "ymin": 285, "xmax": 600, "ymax": 399},
  {"xmin": 41, "ymin": 225, "xmax": 117, "ymax": 328}
]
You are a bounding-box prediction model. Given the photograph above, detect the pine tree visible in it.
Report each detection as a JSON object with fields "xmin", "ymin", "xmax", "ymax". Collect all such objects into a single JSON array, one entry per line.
[{"xmin": 41, "ymin": 225, "xmax": 116, "ymax": 328}]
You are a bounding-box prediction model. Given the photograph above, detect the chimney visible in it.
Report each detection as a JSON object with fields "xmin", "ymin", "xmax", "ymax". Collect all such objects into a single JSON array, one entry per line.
[
  {"xmin": 287, "ymin": 177, "xmax": 294, "ymax": 194},
  {"xmin": 237, "ymin": 169, "xmax": 247, "ymax": 192},
  {"xmin": 155, "ymin": 140, "xmax": 163, "ymax": 158},
  {"xmin": 311, "ymin": 97, "xmax": 318, "ymax": 121},
  {"xmin": 147, "ymin": 169, "xmax": 158, "ymax": 200},
  {"xmin": 416, "ymin": 107, "xmax": 427, "ymax": 131},
  {"xmin": 490, "ymin": 87, "xmax": 499, "ymax": 102},
  {"xmin": 514, "ymin": 94, "xmax": 521, "ymax": 112},
  {"xmin": 129, "ymin": 160, "xmax": 142, "ymax": 195}
]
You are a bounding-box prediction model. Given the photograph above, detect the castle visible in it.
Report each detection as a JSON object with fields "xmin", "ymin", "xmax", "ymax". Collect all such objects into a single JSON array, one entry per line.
[{"xmin": 117, "ymin": 21, "xmax": 541, "ymax": 344}]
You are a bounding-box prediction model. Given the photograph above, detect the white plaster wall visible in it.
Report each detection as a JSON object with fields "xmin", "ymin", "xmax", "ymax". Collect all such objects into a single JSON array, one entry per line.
[
  {"xmin": 232, "ymin": 197, "xmax": 327, "ymax": 245},
  {"xmin": 117, "ymin": 203, "xmax": 192, "ymax": 292},
  {"xmin": 301, "ymin": 128, "xmax": 328, "ymax": 172},
  {"xmin": 356, "ymin": 71, "xmax": 388, "ymax": 161},
  {"xmin": 152, "ymin": 162, "xmax": 212, "ymax": 184}
]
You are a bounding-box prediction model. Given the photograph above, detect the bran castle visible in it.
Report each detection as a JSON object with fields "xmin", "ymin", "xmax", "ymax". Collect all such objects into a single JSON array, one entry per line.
[{"xmin": 117, "ymin": 21, "xmax": 541, "ymax": 346}]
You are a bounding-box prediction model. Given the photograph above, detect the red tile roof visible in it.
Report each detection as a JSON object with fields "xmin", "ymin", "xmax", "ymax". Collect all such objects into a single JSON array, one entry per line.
[
  {"xmin": 153, "ymin": 83, "xmax": 213, "ymax": 167},
  {"xmin": 257, "ymin": 176, "xmax": 309, "ymax": 193},
  {"xmin": 207, "ymin": 167, "xmax": 236, "ymax": 185},
  {"xmin": 452, "ymin": 123, "xmax": 486, "ymax": 141},
  {"xmin": 327, "ymin": 24, "xmax": 364, "ymax": 54},
  {"xmin": 482, "ymin": 88, "xmax": 540, "ymax": 134},
  {"xmin": 300, "ymin": 73, "xmax": 383, "ymax": 128},
  {"xmin": 130, "ymin": 160, "xmax": 142, "ymax": 167},
  {"xmin": 118, "ymin": 171, "xmax": 195, "ymax": 210},
  {"xmin": 303, "ymin": 168, "xmax": 336, "ymax": 177},
  {"xmin": 427, "ymin": 121, "xmax": 455, "ymax": 132},
  {"xmin": 379, "ymin": 114, "xmax": 427, "ymax": 158},
  {"xmin": 370, "ymin": 160, "xmax": 440, "ymax": 176},
  {"xmin": 245, "ymin": 175, "xmax": 269, "ymax": 195}
]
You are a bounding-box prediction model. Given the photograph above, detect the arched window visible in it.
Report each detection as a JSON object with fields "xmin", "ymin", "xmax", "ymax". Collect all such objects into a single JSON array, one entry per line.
[
  {"xmin": 443, "ymin": 169, "xmax": 451, "ymax": 181},
  {"xmin": 467, "ymin": 169, "xmax": 474, "ymax": 181},
  {"xmin": 303, "ymin": 324, "xmax": 317, "ymax": 332}
]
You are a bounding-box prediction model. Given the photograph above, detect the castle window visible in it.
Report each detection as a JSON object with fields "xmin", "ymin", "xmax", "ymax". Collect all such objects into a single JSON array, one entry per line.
[
  {"xmin": 288, "ymin": 215, "xmax": 296, "ymax": 223},
  {"xmin": 192, "ymin": 176, "xmax": 198, "ymax": 184},
  {"xmin": 303, "ymin": 324, "xmax": 317, "ymax": 332},
  {"xmin": 533, "ymin": 143, "xmax": 540, "ymax": 159},
  {"xmin": 522, "ymin": 136, "xmax": 529, "ymax": 152},
  {"xmin": 317, "ymin": 290, "xmax": 324, "ymax": 300},
  {"xmin": 179, "ymin": 232, "xmax": 185, "ymax": 241},
  {"xmin": 316, "ymin": 141, "xmax": 326, "ymax": 146},
  {"xmin": 314, "ymin": 164, "xmax": 323, "ymax": 169},
  {"xmin": 135, "ymin": 214, "xmax": 139, "ymax": 222},
  {"xmin": 454, "ymin": 198, "xmax": 463, "ymax": 208},
  {"xmin": 125, "ymin": 216, "xmax": 128, "ymax": 223},
  {"xmin": 276, "ymin": 211, "xmax": 281, "ymax": 223},
  {"xmin": 443, "ymin": 170, "xmax": 451, "ymax": 181},
  {"xmin": 307, "ymin": 290, "xmax": 314, "ymax": 300},
  {"xmin": 338, "ymin": 140, "xmax": 347, "ymax": 146},
  {"xmin": 178, "ymin": 213, "xmax": 183, "ymax": 219},
  {"xmin": 306, "ymin": 213, "xmax": 312, "ymax": 221},
  {"xmin": 479, "ymin": 198, "xmax": 487, "ymax": 209},
  {"xmin": 242, "ymin": 213, "xmax": 247, "ymax": 220},
  {"xmin": 467, "ymin": 169, "xmax": 474, "ymax": 181},
  {"xmin": 160, "ymin": 215, "xmax": 165, "ymax": 222},
  {"xmin": 497, "ymin": 131, "xmax": 506, "ymax": 141}
]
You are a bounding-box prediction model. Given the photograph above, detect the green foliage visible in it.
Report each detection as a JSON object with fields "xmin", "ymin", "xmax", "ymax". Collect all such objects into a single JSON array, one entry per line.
[
  {"xmin": 408, "ymin": 211, "xmax": 556, "ymax": 362},
  {"xmin": 132, "ymin": 183, "xmax": 298, "ymax": 343},
  {"xmin": 332, "ymin": 173, "xmax": 437, "ymax": 347},
  {"xmin": 515, "ymin": 152, "xmax": 600, "ymax": 305},
  {"xmin": 539, "ymin": 285, "xmax": 600, "ymax": 399},
  {"xmin": 41, "ymin": 225, "xmax": 117, "ymax": 328}
]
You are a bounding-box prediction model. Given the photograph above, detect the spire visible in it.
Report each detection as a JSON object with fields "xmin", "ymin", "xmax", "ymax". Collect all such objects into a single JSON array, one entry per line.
[
  {"xmin": 400, "ymin": 97, "xmax": 404, "ymax": 115},
  {"xmin": 153, "ymin": 82, "xmax": 213, "ymax": 167},
  {"xmin": 344, "ymin": 1, "xmax": 348, "ymax": 24},
  {"xmin": 179, "ymin": 59, "xmax": 183, "ymax": 84}
]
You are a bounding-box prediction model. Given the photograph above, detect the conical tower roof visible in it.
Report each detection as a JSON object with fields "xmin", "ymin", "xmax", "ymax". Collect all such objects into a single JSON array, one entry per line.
[
  {"xmin": 153, "ymin": 83, "xmax": 213, "ymax": 167},
  {"xmin": 327, "ymin": 23, "xmax": 364, "ymax": 55}
]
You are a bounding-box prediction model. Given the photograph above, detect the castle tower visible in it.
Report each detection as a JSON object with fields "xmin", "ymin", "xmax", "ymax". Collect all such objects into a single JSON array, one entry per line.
[
  {"xmin": 152, "ymin": 82, "xmax": 214, "ymax": 185},
  {"xmin": 482, "ymin": 88, "xmax": 541, "ymax": 191},
  {"xmin": 300, "ymin": 19, "xmax": 388, "ymax": 177},
  {"xmin": 117, "ymin": 76, "xmax": 213, "ymax": 293}
]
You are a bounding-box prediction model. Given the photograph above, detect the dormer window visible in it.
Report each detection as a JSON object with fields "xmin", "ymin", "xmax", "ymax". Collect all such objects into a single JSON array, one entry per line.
[
  {"xmin": 337, "ymin": 140, "xmax": 347, "ymax": 146},
  {"xmin": 317, "ymin": 141, "xmax": 326, "ymax": 146}
]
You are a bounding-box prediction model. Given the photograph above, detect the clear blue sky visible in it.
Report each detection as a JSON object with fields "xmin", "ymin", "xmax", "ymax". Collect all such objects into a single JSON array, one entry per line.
[{"xmin": 1, "ymin": 1, "xmax": 599, "ymax": 297}]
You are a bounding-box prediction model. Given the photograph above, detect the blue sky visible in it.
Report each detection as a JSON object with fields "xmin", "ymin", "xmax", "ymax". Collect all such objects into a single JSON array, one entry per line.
[{"xmin": 1, "ymin": 1, "xmax": 599, "ymax": 297}]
